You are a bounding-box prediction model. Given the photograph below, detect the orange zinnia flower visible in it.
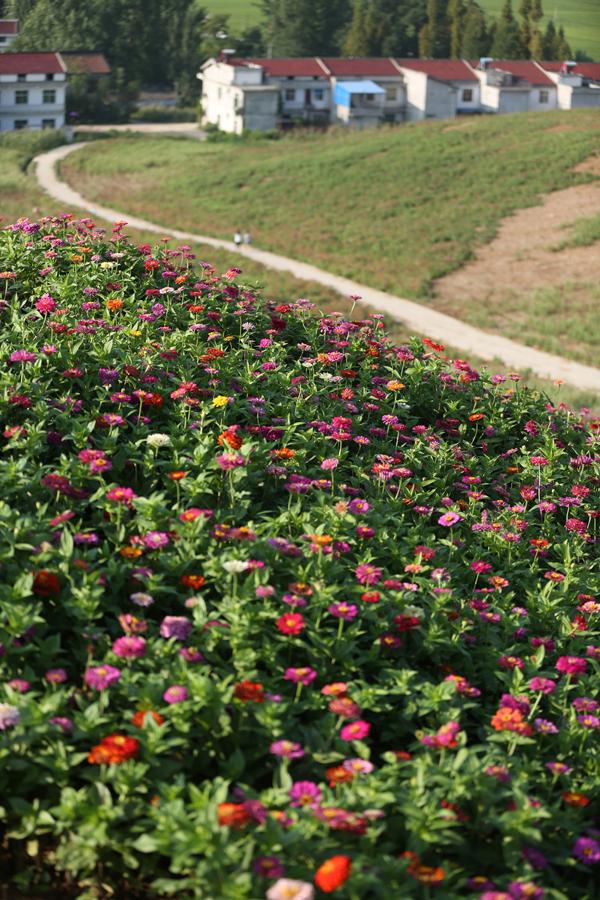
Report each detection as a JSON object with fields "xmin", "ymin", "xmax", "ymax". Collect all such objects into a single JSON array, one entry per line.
[
  {"xmin": 132, "ymin": 710, "xmax": 165, "ymax": 728},
  {"xmin": 314, "ymin": 855, "xmax": 352, "ymax": 893},
  {"xmin": 120, "ymin": 546, "xmax": 143, "ymax": 559},
  {"xmin": 106, "ymin": 298, "xmax": 124, "ymax": 311},
  {"xmin": 167, "ymin": 470, "xmax": 188, "ymax": 480},
  {"xmin": 217, "ymin": 802, "xmax": 252, "ymax": 829},
  {"xmin": 180, "ymin": 573, "xmax": 206, "ymax": 589}
]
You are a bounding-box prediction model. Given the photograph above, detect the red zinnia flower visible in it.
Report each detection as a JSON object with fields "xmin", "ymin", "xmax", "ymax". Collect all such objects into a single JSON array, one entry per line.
[
  {"xmin": 314, "ymin": 855, "xmax": 352, "ymax": 893},
  {"xmin": 233, "ymin": 681, "xmax": 265, "ymax": 703},
  {"xmin": 276, "ymin": 613, "xmax": 305, "ymax": 635},
  {"xmin": 217, "ymin": 802, "xmax": 252, "ymax": 828},
  {"xmin": 132, "ymin": 710, "xmax": 164, "ymax": 728},
  {"xmin": 32, "ymin": 570, "xmax": 60, "ymax": 597}
]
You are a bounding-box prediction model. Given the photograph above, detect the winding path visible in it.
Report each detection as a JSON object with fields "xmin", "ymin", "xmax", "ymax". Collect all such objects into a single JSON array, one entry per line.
[{"xmin": 34, "ymin": 142, "xmax": 600, "ymax": 394}]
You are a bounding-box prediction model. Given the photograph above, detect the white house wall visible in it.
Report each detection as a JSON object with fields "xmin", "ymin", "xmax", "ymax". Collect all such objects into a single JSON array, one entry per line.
[
  {"xmin": 401, "ymin": 68, "xmax": 428, "ymax": 121},
  {"xmin": 424, "ymin": 78, "xmax": 457, "ymax": 119},
  {"xmin": 0, "ymin": 73, "xmax": 66, "ymax": 131},
  {"xmin": 527, "ymin": 86, "xmax": 557, "ymax": 111}
]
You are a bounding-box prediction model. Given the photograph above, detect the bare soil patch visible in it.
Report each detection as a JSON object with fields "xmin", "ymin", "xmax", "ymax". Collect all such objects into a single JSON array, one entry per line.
[{"xmin": 433, "ymin": 157, "xmax": 600, "ymax": 313}]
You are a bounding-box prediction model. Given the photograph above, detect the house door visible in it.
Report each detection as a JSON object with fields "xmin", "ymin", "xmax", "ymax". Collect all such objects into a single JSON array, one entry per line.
[{"xmin": 305, "ymin": 89, "xmax": 311, "ymax": 106}]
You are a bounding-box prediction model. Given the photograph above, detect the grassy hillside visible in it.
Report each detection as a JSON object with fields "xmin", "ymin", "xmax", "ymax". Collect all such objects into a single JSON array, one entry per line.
[
  {"xmin": 60, "ymin": 110, "xmax": 600, "ymax": 366},
  {"xmin": 207, "ymin": 0, "xmax": 600, "ymax": 60}
]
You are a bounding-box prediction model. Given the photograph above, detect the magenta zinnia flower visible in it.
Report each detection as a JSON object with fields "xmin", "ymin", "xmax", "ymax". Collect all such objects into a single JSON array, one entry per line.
[
  {"xmin": 284, "ymin": 667, "xmax": 317, "ymax": 685},
  {"xmin": 340, "ymin": 719, "xmax": 371, "ymax": 741},
  {"xmin": 354, "ymin": 564, "xmax": 382, "ymax": 586},
  {"xmin": 112, "ymin": 636, "xmax": 146, "ymax": 658},
  {"xmin": 85, "ymin": 665, "xmax": 122, "ymax": 690},
  {"xmin": 556, "ymin": 656, "xmax": 587, "ymax": 675},
  {"xmin": 269, "ymin": 739, "xmax": 304, "ymax": 759},
  {"xmin": 288, "ymin": 780, "xmax": 322, "ymax": 807},
  {"xmin": 142, "ymin": 531, "xmax": 170, "ymax": 549},
  {"xmin": 163, "ymin": 684, "xmax": 188, "ymax": 704},
  {"xmin": 572, "ymin": 836, "xmax": 600, "ymax": 863},
  {"xmin": 438, "ymin": 511, "xmax": 462, "ymax": 527},
  {"xmin": 328, "ymin": 602, "xmax": 358, "ymax": 621}
]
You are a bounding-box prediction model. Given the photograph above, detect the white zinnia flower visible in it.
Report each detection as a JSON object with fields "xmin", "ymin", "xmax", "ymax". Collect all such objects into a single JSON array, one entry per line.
[
  {"xmin": 222, "ymin": 560, "xmax": 248, "ymax": 575},
  {"xmin": 146, "ymin": 433, "xmax": 171, "ymax": 448},
  {"xmin": 0, "ymin": 703, "xmax": 20, "ymax": 730}
]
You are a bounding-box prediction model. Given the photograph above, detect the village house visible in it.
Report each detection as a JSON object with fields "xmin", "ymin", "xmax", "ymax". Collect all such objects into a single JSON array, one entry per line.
[
  {"xmin": 397, "ymin": 59, "xmax": 479, "ymax": 119},
  {"xmin": 0, "ymin": 51, "xmax": 66, "ymax": 132},
  {"xmin": 538, "ymin": 60, "xmax": 600, "ymax": 110},
  {"xmin": 474, "ymin": 58, "xmax": 557, "ymax": 113},
  {"xmin": 199, "ymin": 55, "xmax": 600, "ymax": 134},
  {"xmin": 0, "ymin": 19, "xmax": 19, "ymax": 52}
]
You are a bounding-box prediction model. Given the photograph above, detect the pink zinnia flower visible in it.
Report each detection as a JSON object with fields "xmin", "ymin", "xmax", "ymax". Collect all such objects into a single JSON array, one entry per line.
[
  {"xmin": 328, "ymin": 602, "xmax": 358, "ymax": 621},
  {"xmin": 556, "ymin": 656, "xmax": 587, "ymax": 675},
  {"xmin": 270, "ymin": 739, "xmax": 304, "ymax": 759},
  {"xmin": 354, "ymin": 564, "xmax": 382, "ymax": 586},
  {"xmin": 45, "ymin": 668, "xmax": 67, "ymax": 684},
  {"xmin": 106, "ymin": 486, "xmax": 137, "ymax": 505},
  {"xmin": 438, "ymin": 511, "xmax": 462, "ymax": 527},
  {"xmin": 528, "ymin": 677, "xmax": 556, "ymax": 694},
  {"xmin": 288, "ymin": 780, "xmax": 322, "ymax": 808},
  {"xmin": 142, "ymin": 531, "xmax": 170, "ymax": 549},
  {"xmin": 84, "ymin": 665, "xmax": 122, "ymax": 690},
  {"xmin": 112, "ymin": 636, "xmax": 146, "ymax": 658},
  {"xmin": 284, "ymin": 667, "xmax": 317, "ymax": 685},
  {"xmin": 340, "ymin": 720, "xmax": 371, "ymax": 741},
  {"xmin": 266, "ymin": 880, "xmax": 314, "ymax": 900},
  {"xmin": 163, "ymin": 684, "xmax": 188, "ymax": 704}
]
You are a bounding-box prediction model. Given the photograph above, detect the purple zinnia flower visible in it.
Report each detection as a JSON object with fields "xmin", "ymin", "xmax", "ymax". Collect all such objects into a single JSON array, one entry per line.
[
  {"xmin": 160, "ymin": 616, "xmax": 192, "ymax": 641},
  {"xmin": 573, "ymin": 836, "xmax": 600, "ymax": 864}
]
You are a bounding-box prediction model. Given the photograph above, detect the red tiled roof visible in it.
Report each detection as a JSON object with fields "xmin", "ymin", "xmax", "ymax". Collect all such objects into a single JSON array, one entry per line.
[
  {"xmin": 248, "ymin": 57, "xmax": 326, "ymax": 77},
  {"xmin": 60, "ymin": 52, "xmax": 111, "ymax": 75},
  {"xmin": 477, "ymin": 59, "xmax": 554, "ymax": 86},
  {"xmin": 540, "ymin": 60, "xmax": 600, "ymax": 80},
  {"xmin": 0, "ymin": 19, "xmax": 19, "ymax": 36},
  {"xmin": 0, "ymin": 51, "xmax": 64, "ymax": 75},
  {"xmin": 320, "ymin": 57, "xmax": 401, "ymax": 77},
  {"xmin": 397, "ymin": 59, "xmax": 478, "ymax": 82}
]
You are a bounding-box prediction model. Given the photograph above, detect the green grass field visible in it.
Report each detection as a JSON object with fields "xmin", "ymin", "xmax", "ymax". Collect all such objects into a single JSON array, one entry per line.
[
  {"xmin": 60, "ymin": 110, "xmax": 600, "ymax": 366},
  {"xmin": 208, "ymin": 0, "xmax": 600, "ymax": 60}
]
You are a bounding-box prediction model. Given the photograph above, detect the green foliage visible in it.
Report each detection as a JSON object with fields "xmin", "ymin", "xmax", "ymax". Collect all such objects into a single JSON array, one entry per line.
[
  {"xmin": 461, "ymin": 1, "xmax": 491, "ymax": 56},
  {"xmin": 343, "ymin": 0, "xmax": 427, "ymax": 57},
  {"xmin": 129, "ymin": 106, "xmax": 199, "ymax": 124},
  {"xmin": 259, "ymin": 0, "xmax": 352, "ymax": 56}
]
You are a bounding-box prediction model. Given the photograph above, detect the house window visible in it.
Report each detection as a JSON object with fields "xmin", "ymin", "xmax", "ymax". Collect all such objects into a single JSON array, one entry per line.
[
  {"xmin": 285, "ymin": 88, "xmax": 295, "ymax": 101},
  {"xmin": 366, "ymin": 93, "xmax": 374, "ymax": 101},
  {"xmin": 539, "ymin": 89, "xmax": 549, "ymax": 103},
  {"xmin": 385, "ymin": 86, "xmax": 396, "ymax": 102},
  {"xmin": 14, "ymin": 119, "xmax": 28, "ymax": 129},
  {"xmin": 42, "ymin": 118, "xmax": 56, "ymax": 129},
  {"xmin": 0, "ymin": 37, "xmax": 7, "ymax": 44},
  {"xmin": 46, "ymin": 73, "xmax": 54, "ymax": 81},
  {"xmin": 15, "ymin": 89, "xmax": 28, "ymax": 104},
  {"xmin": 313, "ymin": 88, "xmax": 324, "ymax": 101},
  {"xmin": 17, "ymin": 73, "xmax": 26, "ymax": 82},
  {"xmin": 43, "ymin": 89, "xmax": 56, "ymax": 104},
  {"xmin": 462, "ymin": 88, "xmax": 473, "ymax": 102}
]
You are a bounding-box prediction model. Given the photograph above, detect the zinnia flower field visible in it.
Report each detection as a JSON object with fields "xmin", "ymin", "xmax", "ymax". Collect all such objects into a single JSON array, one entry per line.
[{"xmin": 0, "ymin": 216, "xmax": 598, "ymax": 899}]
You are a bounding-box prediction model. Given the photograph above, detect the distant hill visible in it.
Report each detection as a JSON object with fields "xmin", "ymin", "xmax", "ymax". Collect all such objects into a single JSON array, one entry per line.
[{"xmin": 206, "ymin": 0, "xmax": 599, "ymax": 60}]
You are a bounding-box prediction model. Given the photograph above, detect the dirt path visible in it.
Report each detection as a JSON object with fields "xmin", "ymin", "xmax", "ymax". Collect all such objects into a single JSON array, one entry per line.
[
  {"xmin": 433, "ymin": 156, "xmax": 600, "ymax": 312},
  {"xmin": 33, "ymin": 142, "xmax": 600, "ymax": 394}
]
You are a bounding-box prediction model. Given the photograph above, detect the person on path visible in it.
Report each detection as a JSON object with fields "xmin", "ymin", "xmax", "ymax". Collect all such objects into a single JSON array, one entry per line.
[
  {"xmin": 243, "ymin": 231, "xmax": 252, "ymax": 245},
  {"xmin": 234, "ymin": 229, "xmax": 242, "ymax": 249}
]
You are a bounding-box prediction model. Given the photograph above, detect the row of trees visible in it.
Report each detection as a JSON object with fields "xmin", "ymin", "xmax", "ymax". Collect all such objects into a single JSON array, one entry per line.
[{"xmin": 1, "ymin": 0, "xmax": 582, "ymax": 100}]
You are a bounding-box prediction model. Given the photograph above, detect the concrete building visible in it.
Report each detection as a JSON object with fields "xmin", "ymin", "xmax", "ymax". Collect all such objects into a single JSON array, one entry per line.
[
  {"xmin": 474, "ymin": 59, "xmax": 557, "ymax": 113},
  {"xmin": 397, "ymin": 59, "xmax": 479, "ymax": 117},
  {"xmin": 0, "ymin": 51, "xmax": 66, "ymax": 131},
  {"xmin": 538, "ymin": 61, "xmax": 600, "ymax": 110},
  {"xmin": 200, "ymin": 55, "xmax": 600, "ymax": 134},
  {"xmin": 321, "ymin": 58, "xmax": 406, "ymax": 124},
  {"xmin": 0, "ymin": 19, "xmax": 19, "ymax": 52},
  {"xmin": 199, "ymin": 57, "xmax": 278, "ymax": 134}
]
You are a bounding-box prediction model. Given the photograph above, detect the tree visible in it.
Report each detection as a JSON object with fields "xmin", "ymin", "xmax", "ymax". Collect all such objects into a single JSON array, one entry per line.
[
  {"xmin": 529, "ymin": 28, "xmax": 543, "ymax": 58},
  {"xmin": 447, "ymin": 0, "xmax": 465, "ymax": 57},
  {"xmin": 490, "ymin": 0, "xmax": 525, "ymax": 58},
  {"xmin": 555, "ymin": 25, "xmax": 572, "ymax": 59},
  {"xmin": 541, "ymin": 18, "xmax": 557, "ymax": 57},
  {"xmin": 461, "ymin": 1, "xmax": 490, "ymax": 58},
  {"xmin": 419, "ymin": 0, "xmax": 450, "ymax": 58},
  {"xmin": 343, "ymin": 0, "xmax": 427, "ymax": 58},
  {"xmin": 260, "ymin": 0, "xmax": 351, "ymax": 57}
]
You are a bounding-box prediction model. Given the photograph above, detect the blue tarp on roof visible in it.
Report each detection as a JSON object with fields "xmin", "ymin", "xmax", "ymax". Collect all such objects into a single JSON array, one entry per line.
[{"xmin": 333, "ymin": 80, "xmax": 385, "ymax": 107}]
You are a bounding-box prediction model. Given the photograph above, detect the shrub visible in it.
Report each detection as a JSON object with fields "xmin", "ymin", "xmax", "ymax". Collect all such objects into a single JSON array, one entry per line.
[
  {"xmin": 0, "ymin": 218, "xmax": 598, "ymax": 898},
  {"xmin": 130, "ymin": 106, "xmax": 198, "ymax": 123}
]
